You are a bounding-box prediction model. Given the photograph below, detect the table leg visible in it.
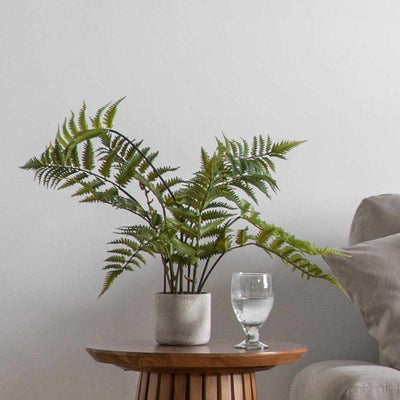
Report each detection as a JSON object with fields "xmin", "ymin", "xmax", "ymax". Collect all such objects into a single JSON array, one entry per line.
[{"xmin": 135, "ymin": 371, "xmax": 258, "ymax": 400}]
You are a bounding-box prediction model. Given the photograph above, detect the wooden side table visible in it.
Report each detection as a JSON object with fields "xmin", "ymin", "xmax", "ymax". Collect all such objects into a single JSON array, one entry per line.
[{"xmin": 86, "ymin": 340, "xmax": 307, "ymax": 400}]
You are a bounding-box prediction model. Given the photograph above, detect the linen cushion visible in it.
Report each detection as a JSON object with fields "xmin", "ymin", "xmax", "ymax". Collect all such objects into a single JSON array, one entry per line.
[
  {"xmin": 324, "ymin": 233, "xmax": 400, "ymax": 370},
  {"xmin": 289, "ymin": 360, "xmax": 400, "ymax": 400},
  {"xmin": 349, "ymin": 194, "xmax": 400, "ymax": 245}
]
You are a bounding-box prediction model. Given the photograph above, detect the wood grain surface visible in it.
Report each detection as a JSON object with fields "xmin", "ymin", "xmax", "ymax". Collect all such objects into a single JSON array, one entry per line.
[
  {"xmin": 134, "ymin": 371, "xmax": 261, "ymax": 400},
  {"xmin": 86, "ymin": 340, "xmax": 307, "ymax": 373},
  {"xmin": 87, "ymin": 340, "xmax": 307, "ymax": 400}
]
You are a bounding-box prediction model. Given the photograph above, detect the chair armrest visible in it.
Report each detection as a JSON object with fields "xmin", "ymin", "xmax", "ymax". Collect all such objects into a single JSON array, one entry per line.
[{"xmin": 289, "ymin": 360, "xmax": 400, "ymax": 400}]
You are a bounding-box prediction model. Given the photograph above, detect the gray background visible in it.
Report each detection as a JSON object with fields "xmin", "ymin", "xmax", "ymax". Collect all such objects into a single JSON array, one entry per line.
[{"xmin": 2, "ymin": 0, "xmax": 399, "ymax": 399}]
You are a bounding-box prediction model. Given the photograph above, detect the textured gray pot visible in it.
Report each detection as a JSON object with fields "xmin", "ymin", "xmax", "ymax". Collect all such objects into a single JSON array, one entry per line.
[{"xmin": 155, "ymin": 293, "xmax": 211, "ymax": 345}]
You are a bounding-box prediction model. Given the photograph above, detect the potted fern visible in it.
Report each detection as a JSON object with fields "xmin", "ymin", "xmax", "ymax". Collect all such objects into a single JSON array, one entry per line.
[{"xmin": 22, "ymin": 99, "xmax": 343, "ymax": 345}]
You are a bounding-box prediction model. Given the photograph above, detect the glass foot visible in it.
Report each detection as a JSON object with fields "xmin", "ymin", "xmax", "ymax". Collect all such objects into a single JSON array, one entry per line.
[{"xmin": 235, "ymin": 340, "xmax": 269, "ymax": 350}]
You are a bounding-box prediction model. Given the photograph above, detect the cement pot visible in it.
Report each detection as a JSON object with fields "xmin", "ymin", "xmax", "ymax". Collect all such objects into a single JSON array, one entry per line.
[{"xmin": 155, "ymin": 293, "xmax": 211, "ymax": 345}]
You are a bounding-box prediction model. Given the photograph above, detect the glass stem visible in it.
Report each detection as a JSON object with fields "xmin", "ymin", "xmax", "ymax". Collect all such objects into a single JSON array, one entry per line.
[{"xmin": 244, "ymin": 326, "xmax": 260, "ymax": 344}]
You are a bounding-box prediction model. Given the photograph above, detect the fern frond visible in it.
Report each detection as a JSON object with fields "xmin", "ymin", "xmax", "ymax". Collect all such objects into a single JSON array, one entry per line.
[
  {"xmin": 62, "ymin": 119, "xmax": 73, "ymax": 144},
  {"xmin": 58, "ymin": 172, "xmax": 89, "ymax": 190},
  {"xmin": 91, "ymin": 102, "xmax": 110, "ymax": 129},
  {"xmin": 201, "ymin": 209, "xmax": 232, "ymax": 221},
  {"xmin": 200, "ymin": 218, "xmax": 228, "ymax": 237},
  {"xmin": 269, "ymin": 139, "xmax": 306, "ymax": 159},
  {"xmin": 204, "ymin": 201, "xmax": 237, "ymax": 211},
  {"xmin": 117, "ymin": 224, "xmax": 156, "ymax": 239},
  {"xmin": 155, "ymin": 177, "xmax": 183, "ymax": 196},
  {"xmin": 256, "ymin": 226, "xmax": 276, "ymax": 244},
  {"xmin": 109, "ymin": 238, "xmax": 140, "ymax": 252},
  {"xmin": 70, "ymin": 146, "xmax": 81, "ymax": 168},
  {"xmin": 68, "ymin": 112, "xmax": 79, "ymax": 137},
  {"xmin": 71, "ymin": 178, "xmax": 105, "ymax": 198},
  {"xmin": 82, "ymin": 141, "xmax": 95, "ymax": 171},
  {"xmin": 146, "ymin": 166, "xmax": 179, "ymax": 182},
  {"xmin": 22, "ymin": 99, "xmax": 346, "ymax": 297},
  {"xmin": 103, "ymin": 97, "xmax": 125, "ymax": 128},
  {"xmin": 172, "ymin": 238, "xmax": 197, "ymax": 261},
  {"xmin": 115, "ymin": 152, "xmax": 144, "ymax": 187},
  {"xmin": 167, "ymin": 206, "xmax": 198, "ymax": 222},
  {"xmin": 78, "ymin": 102, "xmax": 89, "ymax": 131},
  {"xmin": 198, "ymin": 242, "xmax": 225, "ymax": 259},
  {"xmin": 99, "ymin": 270, "xmax": 124, "ymax": 298},
  {"xmin": 21, "ymin": 157, "xmax": 43, "ymax": 170},
  {"xmin": 230, "ymin": 180, "xmax": 257, "ymax": 203},
  {"xmin": 56, "ymin": 126, "xmax": 67, "ymax": 148},
  {"xmin": 138, "ymin": 151, "xmax": 159, "ymax": 173},
  {"xmin": 98, "ymin": 146, "xmax": 119, "ymax": 178},
  {"xmin": 105, "ymin": 255, "xmax": 127, "ymax": 264},
  {"xmin": 178, "ymin": 223, "xmax": 197, "ymax": 239}
]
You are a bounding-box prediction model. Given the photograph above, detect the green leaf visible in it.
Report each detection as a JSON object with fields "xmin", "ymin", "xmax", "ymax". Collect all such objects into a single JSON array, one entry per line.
[
  {"xmin": 269, "ymin": 238, "xmax": 285, "ymax": 251},
  {"xmin": 20, "ymin": 157, "xmax": 43, "ymax": 170},
  {"xmin": 64, "ymin": 128, "xmax": 108, "ymax": 160},
  {"xmin": 256, "ymin": 226, "xmax": 276, "ymax": 244},
  {"xmin": 82, "ymin": 141, "xmax": 95, "ymax": 170},
  {"xmin": 78, "ymin": 102, "xmax": 88, "ymax": 131},
  {"xmin": 172, "ymin": 238, "xmax": 197, "ymax": 259},
  {"xmin": 115, "ymin": 152, "xmax": 143, "ymax": 187},
  {"xmin": 103, "ymin": 97, "xmax": 125, "ymax": 128},
  {"xmin": 109, "ymin": 238, "xmax": 140, "ymax": 252},
  {"xmin": 22, "ymin": 100, "xmax": 346, "ymax": 296},
  {"xmin": 200, "ymin": 218, "xmax": 227, "ymax": 237},
  {"xmin": 280, "ymin": 246, "xmax": 297, "ymax": 258},
  {"xmin": 99, "ymin": 146, "xmax": 119, "ymax": 178},
  {"xmin": 99, "ymin": 270, "xmax": 123, "ymax": 298},
  {"xmin": 269, "ymin": 140, "xmax": 306, "ymax": 158},
  {"xmin": 68, "ymin": 112, "xmax": 79, "ymax": 137},
  {"xmin": 167, "ymin": 206, "xmax": 198, "ymax": 222},
  {"xmin": 58, "ymin": 172, "xmax": 88, "ymax": 190},
  {"xmin": 91, "ymin": 103, "xmax": 110, "ymax": 129},
  {"xmin": 236, "ymin": 228, "xmax": 248, "ymax": 245},
  {"xmin": 105, "ymin": 255, "xmax": 127, "ymax": 263}
]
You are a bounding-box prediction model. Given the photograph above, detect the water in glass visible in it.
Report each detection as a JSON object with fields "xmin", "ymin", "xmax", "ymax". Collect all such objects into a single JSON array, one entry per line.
[
  {"xmin": 231, "ymin": 272, "xmax": 273, "ymax": 349},
  {"xmin": 232, "ymin": 297, "xmax": 274, "ymax": 327}
]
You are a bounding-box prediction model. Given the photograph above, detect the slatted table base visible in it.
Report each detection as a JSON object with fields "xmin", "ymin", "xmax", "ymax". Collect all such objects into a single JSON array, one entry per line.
[{"xmin": 136, "ymin": 372, "xmax": 258, "ymax": 400}]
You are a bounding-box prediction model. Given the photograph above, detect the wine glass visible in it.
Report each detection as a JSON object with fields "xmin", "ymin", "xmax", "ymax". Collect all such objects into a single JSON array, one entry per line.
[{"xmin": 231, "ymin": 272, "xmax": 274, "ymax": 349}]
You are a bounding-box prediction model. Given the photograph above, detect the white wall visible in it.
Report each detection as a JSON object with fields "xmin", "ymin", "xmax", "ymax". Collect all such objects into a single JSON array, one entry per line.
[{"xmin": 2, "ymin": 0, "xmax": 400, "ymax": 399}]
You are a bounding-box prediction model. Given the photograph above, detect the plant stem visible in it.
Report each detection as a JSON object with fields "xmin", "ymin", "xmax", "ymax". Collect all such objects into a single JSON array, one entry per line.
[
  {"xmin": 168, "ymin": 261, "xmax": 176, "ymax": 293},
  {"xmin": 187, "ymin": 264, "xmax": 191, "ymax": 292},
  {"xmin": 191, "ymin": 264, "xmax": 198, "ymax": 293},
  {"xmin": 179, "ymin": 264, "xmax": 184, "ymax": 293},
  {"xmin": 161, "ymin": 255, "xmax": 170, "ymax": 293},
  {"xmin": 197, "ymin": 258, "xmax": 211, "ymax": 293},
  {"xmin": 197, "ymin": 252, "xmax": 226, "ymax": 292}
]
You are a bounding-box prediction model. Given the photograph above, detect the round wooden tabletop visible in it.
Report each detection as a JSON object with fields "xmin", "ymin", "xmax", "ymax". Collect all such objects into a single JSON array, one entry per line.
[{"xmin": 86, "ymin": 340, "xmax": 307, "ymax": 373}]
